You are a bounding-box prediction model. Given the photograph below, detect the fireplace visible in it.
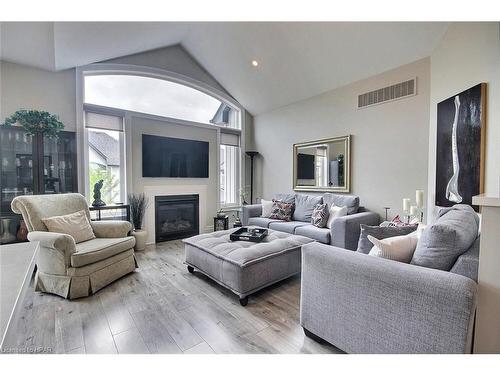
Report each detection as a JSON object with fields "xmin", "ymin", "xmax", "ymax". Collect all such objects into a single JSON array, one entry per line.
[{"xmin": 155, "ymin": 194, "xmax": 199, "ymax": 242}]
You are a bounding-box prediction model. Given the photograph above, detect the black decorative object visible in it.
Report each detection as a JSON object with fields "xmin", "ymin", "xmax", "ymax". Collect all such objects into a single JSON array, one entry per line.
[
  {"xmin": 92, "ymin": 179, "xmax": 106, "ymax": 207},
  {"xmin": 435, "ymin": 83, "xmax": 486, "ymax": 212},
  {"xmin": 230, "ymin": 227, "xmax": 268, "ymax": 242},
  {"xmin": 214, "ymin": 215, "xmax": 229, "ymax": 231},
  {"xmin": 246, "ymin": 151, "xmax": 259, "ymax": 204},
  {"xmin": 89, "ymin": 204, "xmax": 131, "ymax": 222},
  {"xmin": 384, "ymin": 207, "xmax": 390, "ymax": 221}
]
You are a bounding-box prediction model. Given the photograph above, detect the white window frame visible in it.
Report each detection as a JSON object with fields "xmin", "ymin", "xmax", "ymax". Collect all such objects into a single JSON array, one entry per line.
[{"xmin": 76, "ymin": 64, "xmax": 246, "ymax": 209}]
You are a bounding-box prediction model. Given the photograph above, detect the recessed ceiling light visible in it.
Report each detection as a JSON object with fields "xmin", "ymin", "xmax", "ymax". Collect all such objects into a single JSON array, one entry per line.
[{"xmin": 251, "ymin": 60, "xmax": 259, "ymax": 67}]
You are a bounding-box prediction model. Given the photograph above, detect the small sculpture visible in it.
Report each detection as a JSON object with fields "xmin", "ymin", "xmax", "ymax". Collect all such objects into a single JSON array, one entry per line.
[{"xmin": 92, "ymin": 179, "xmax": 106, "ymax": 207}]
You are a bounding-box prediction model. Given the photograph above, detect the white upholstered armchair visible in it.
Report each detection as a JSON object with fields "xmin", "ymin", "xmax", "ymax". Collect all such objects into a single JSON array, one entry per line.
[{"xmin": 11, "ymin": 193, "xmax": 136, "ymax": 299}]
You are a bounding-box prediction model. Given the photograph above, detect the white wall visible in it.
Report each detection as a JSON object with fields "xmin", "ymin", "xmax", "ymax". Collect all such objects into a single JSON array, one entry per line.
[
  {"xmin": 427, "ymin": 22, "xmax": 500, "ymax": 219},
  {"xmin": 129, "ymin": 116, "xmax": 218, "ymax": 234},
  {"xmin": 252, "ymin": 58, "xmax": 430, "ymax": 219}
]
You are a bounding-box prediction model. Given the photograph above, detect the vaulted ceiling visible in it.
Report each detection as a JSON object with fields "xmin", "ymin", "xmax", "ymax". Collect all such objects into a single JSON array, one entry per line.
[{"xmin": 0, "ymin": 22, "xmax": 449, "ymax": 114}]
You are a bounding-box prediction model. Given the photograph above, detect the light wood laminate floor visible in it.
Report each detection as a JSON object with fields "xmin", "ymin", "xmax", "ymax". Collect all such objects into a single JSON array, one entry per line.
[{"xmin": 3, "ymin": 240, "xmax": 341, "ymax": 354}]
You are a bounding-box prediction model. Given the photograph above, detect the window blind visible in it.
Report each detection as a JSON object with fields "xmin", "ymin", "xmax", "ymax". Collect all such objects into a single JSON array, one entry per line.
[{"xmin": 85, "ymin": 111, "xmax": 124, "ymax": 132}]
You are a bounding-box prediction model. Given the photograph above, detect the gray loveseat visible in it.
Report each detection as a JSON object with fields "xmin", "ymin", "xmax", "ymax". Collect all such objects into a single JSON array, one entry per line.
[
  {"xmin": 242, "ymin": 193, "xmax": 379, "ymax": 250},
  {"xmin": 300, "ymin": 205, "xmax": 479, "ymax": 353}
]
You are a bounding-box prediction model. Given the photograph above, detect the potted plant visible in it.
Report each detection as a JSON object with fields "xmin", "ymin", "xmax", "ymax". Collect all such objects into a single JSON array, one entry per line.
[
  {"xmin": 1, "ymin": 109, "xmax": 64, "ymax": 138},
  {"xmin": 128, "ymin": 193, "xmax": 149, "ymax": 251}
]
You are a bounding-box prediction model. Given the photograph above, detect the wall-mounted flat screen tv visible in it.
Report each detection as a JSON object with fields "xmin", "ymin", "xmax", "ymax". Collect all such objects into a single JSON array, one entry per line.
[{"xmin": 142, "ymin": 134, "xmax": 209, "ymax": 178}]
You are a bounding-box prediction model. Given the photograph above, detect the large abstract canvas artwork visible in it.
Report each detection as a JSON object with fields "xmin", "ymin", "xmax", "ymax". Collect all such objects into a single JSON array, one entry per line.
[{"xmin": 435, "ymin": 83, "xmax": 486, "ymax": 212}]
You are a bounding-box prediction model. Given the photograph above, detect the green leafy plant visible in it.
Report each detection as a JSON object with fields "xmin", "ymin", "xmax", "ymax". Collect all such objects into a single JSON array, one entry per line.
[
  {"xmin": 128, "ymin": 193, "xmax": 149, "ymax": 231},
  {"xmin": 1, "ymin": 110, "xmax": 64, "ymax": 138}
]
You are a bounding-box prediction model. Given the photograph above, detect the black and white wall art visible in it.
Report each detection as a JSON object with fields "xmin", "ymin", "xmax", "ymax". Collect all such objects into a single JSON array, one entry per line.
[{"xmin": 435, "ymin": 83, "xmax": 486, "ymax": 212}]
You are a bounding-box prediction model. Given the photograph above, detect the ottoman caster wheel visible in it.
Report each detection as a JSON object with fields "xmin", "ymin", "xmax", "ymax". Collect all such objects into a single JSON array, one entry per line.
[
  {"xmin": 187, "ymin": 265, "xmax": 195, "ymax": 274},
  {"xmin": 239, "ymin": 297, "xmax": 248, "ymax": 306}
]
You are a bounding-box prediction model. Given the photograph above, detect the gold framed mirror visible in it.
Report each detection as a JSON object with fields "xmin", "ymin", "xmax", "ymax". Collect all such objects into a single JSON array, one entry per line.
[{"xmin": 293, "ymin": 135, "xmax": 351, "ymax": 193}]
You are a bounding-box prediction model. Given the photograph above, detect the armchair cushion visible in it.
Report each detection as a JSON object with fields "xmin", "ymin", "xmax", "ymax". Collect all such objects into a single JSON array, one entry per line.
[
  {"xmin": 72, "ymin": 237, "xmax": 136, "ymax": 267},
  {"xmin": 90, "ymin": 220, "xmax": 132, "ymax": 238},
  {"xmin": 42, "ymin": 210, "xmax": 95, "ymax": 243}
]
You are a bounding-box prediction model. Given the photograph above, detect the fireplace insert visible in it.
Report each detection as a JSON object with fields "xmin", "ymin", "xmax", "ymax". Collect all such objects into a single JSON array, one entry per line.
[{"xmin": 155, "ymin": 194, "xmax": 199, "ymax": 242}]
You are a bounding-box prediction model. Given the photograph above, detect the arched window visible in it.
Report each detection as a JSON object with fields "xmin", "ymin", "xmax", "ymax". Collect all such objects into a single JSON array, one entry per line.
[{"xmin": 85, "ymin": 74, "xmax": 236, "ymax": 127}]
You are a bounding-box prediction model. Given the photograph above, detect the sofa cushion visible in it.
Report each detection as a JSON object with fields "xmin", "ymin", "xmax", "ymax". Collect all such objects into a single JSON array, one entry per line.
[
  {"xmin": 247, "ymin": 217, "xmax": 281, "ymax": 228},
  {"xmin": 311, "ymin": 203, "xmax": 329, "ymax": 228},
  {"xmin": 411, "ymin": 204, "xmax": 479, "ymax": 271},
  {"xmin": 273, "ymin": 193, "xmax": 296, "ymax": 204},
  {"xmin": 293, "ymin": 194, "xmax": 323, "ymax": 222},
  {"xmin": 357, "ymin": 224, "xmax": 418, "ymax": 254},
  {"xmin": 269, "ymin": 200, "xmax": 294, "ymax": 221},
  {"xmin": 322, "ymin": 193, "xmax": 359, "ymax": 215},
  {"xmin": 295, "ymin": 225, "xmax": 330, "ymax": 244},
  {"xmin": 450, "ymin": 237, "xmax": 480, "ymax": 281},
  {"xmin": 269, "ymin": 220, "xmax": 309, "ymax": 234},
  {"xmin": 71, "ymin": 237, "xmax": 136, "ymax": 267}
]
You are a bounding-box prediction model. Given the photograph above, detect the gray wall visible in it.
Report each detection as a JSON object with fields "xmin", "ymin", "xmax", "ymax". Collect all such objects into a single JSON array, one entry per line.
[
  {"xmin": 129, "ymin": 116, "xmax": 218, "ymax": 230},
  {"xmin": 252, "ymin": 58, "xmax": 430, "ymax": 219},
  {"xmin": 0, "ymin": 61, "xmax": 77, "ymax": 130},
  {"xmin": 427, "ymin": 22, "xmax": 500, "ymax": 219}
]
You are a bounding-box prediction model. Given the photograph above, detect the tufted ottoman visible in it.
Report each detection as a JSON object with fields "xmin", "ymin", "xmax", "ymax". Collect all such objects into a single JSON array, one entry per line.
[{"xmin": 183, "ymin": 227, "xmax": 315, "ymax": 306}]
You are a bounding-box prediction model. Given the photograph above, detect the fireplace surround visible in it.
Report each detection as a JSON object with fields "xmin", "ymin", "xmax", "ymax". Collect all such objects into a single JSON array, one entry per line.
[{"xmin": 155, "ymin": 194, "xmax": 199, "ymax": 242}]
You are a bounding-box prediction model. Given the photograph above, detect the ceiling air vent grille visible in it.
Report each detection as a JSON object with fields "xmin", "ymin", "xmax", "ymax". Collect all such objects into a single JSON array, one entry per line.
[{"xmin": 358, "ymin": 78, "xmax": 416, "ymax": 108}]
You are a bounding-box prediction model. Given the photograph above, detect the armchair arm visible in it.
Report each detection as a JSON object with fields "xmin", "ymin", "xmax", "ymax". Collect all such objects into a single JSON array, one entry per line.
[
  {"xmin": 27, "ymin": 231, "xmax": 76, "ymax": 271},
  {"xmin": 90, "ymin": 220, "xmax": 132, "ymax": 238},
  {"xmin": 300, "ymin": 242, "xmax": 477, "ymax": 353},
  {"xmin": 242, "ymin": 204, "xmax": 262, "ymax": 226},
  {"xmin": 330, "ymin": 211, "xmax": 379, "ymax": 250}
]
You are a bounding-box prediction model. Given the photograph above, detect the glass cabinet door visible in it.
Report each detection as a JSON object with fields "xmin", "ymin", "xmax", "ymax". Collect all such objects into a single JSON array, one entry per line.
[
  {"xmin": 0, "ymin": 127, "xmax": 35, "ymax": 214},
  {"xmin": 42, "ymin": 131, "xmax": 77, "ymax": 194}
]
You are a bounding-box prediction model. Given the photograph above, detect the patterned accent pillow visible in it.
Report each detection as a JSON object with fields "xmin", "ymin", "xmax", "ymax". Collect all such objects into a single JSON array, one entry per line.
[
  {"xmin": 269, "ymin": 200, "xmax": 295, "ymax": 221},
  {"xmin": 311, "ymin": 203, "xmax": 329, "ymax": 228}
]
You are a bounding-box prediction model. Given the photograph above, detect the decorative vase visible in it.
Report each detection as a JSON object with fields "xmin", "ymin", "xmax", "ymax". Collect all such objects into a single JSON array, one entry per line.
[{"xmin": 132, "ymin": 229, "xmax": 148, "ymax": 251}]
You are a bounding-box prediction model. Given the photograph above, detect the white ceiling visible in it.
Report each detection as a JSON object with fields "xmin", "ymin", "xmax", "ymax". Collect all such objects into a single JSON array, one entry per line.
[{"xmin": 0, "ymin": 22, "xmax": 449, "ymax": 114}]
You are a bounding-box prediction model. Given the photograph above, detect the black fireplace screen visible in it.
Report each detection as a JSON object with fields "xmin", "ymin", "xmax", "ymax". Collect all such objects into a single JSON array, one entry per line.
[{"xmin": 155, "ymin": 194, "xmax": 199, "ymax": 242}]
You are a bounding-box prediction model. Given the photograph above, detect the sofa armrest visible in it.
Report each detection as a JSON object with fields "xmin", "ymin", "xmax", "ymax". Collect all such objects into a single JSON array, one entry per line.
[
  {"xmin": 242, "ymin": 204, "xmax": 262, "ymax": 225},
  {"xmin": 90, "ymin": 220, "xmax": 132, "ymax": 238},
  {"xmin": 300, "ymin": 242, "xmax": 477, "ymax": 353},
  {"xmin": 27, "ymin": 231, "xmax": 76, "ymax": 269},
  {"xmin": 330, "ymin": 211, "xmax": 379, "ymax": 250}
]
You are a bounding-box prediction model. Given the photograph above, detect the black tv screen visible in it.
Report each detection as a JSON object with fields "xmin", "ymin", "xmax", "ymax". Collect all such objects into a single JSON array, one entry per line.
[
  {"xmin": 297, "ymin": 153, "xmax": 315, "ymax": 179},
  {"xmin": 142, "ymin": 134, "xmax": 209, "ymax": 178}
]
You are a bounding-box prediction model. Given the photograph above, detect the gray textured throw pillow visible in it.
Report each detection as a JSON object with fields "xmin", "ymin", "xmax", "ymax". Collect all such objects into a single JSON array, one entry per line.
[
  {"xmin": 293, "ymin": 194, "xmax": 323, "ymax": 222},
  {"xmin": 356, "ymin": 224, "xmax": 418, "ymax": 254},
  {"xmin": 311, "ymin": 203, "xmax": 329, "ymax": 228},
  {"xmin": 410, "ymin": 204, "xmax": 479, "ymax": 271}
]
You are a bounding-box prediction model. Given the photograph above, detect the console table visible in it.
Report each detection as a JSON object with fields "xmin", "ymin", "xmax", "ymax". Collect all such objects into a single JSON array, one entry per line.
[
  {"xmin": 89, "ymin": 204, "xmax": 131, "ymax": 222},
  {"xmin": 0, "ymin": 241, "xmax": 38, "ymax": 350}
]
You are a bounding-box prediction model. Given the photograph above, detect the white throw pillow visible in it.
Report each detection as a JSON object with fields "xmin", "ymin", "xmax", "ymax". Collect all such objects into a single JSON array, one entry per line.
[
  {"xmin": 261, "ymin": 199, "xmax": 274, "ymax": 218},
  {"xmin": 42, "ymin": 210, "xmax": 96, "ymax": 243},
  {"xmin": 326, "ymin": 205, "xmax": 348, "ymax": 229},
  {"xmin": 367, "ymin": 231, "xmax": 419, "ymax": 263}
]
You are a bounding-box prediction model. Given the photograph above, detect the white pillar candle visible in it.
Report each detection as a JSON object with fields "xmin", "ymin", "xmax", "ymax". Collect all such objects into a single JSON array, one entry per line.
[
  {"xmin": 403, "ymin": 198, "xmax": 411, "ymax": 212},
  {"xmin": 416, "ymin": 190, "xmax": 424, "ymax": 208},
  {"xmin": 410, "ymin": 205, "xmax": 418, "ymax": 216}
]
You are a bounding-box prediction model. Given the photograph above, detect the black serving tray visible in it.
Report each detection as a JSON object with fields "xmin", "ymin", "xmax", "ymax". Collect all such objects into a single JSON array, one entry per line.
[{"xmin": 230, "ymin": 227, "xmax": 268, "ymax": 242}]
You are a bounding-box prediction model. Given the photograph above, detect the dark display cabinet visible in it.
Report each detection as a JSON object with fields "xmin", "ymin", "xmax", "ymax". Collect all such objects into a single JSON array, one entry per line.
[{"xmin": 0, "ymin": 127, "xmax": 77, "ymax": 244}]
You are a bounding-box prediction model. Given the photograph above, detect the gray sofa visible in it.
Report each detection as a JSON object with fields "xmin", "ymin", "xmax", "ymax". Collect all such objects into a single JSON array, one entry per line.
[
  {"xmin": 300, "ymin": 205, "xmax": 479, "ymax": 353},
  {"xmin": 242, "ymin": 193, "xmax": 379, "ymax": 250}
]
